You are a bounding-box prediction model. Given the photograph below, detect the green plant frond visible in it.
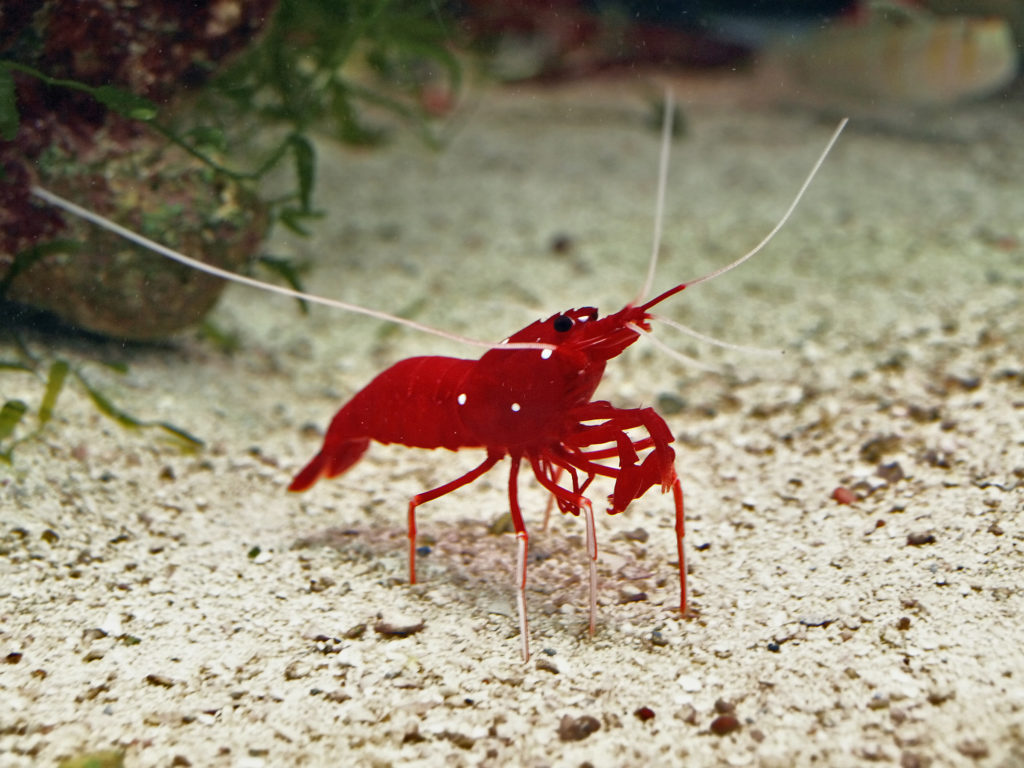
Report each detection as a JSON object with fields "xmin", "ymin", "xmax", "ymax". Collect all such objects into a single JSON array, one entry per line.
[
  {"xmin": 0, "ymin": 399, "xmax": 28, "ymax": 442},
  {"xmin": 1, "ymin": 61, "xmax": 158, "ymax": 122},
  {"xmin": 38, "ymin": 359, "xmax": 69, "ymax": 426},
  {"xmin": 0, "ymin": 346, "xmax": 205, "ymax": 462},
  {"xmin": 0, "ymin": 64, "xmax": 18, "ymax": 140},
  {"xmin": 0, "ymin": 361, "xmax": 36, "ymax": 373},
  {"xmin": 257, "ymin": 255, "xmax": 311, "ymax": 314},
  {"xmin": 198, "ymin": 320, "xmax": 241, "ymax": 354},
  {"xmin": 72, "ymin": 369, "xmax": 203, "ymax": 450}
]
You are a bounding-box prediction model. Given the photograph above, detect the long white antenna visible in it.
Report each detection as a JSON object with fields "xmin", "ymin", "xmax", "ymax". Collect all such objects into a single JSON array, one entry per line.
[
  {"xmin": 653, "ymin": 313, "xmax": 783, "ymax": 356},
  {"xmin": 638, "ymin": 116, "xmax": 848, "ymax": 312},
  {"xmin": 679, "ymin": 117, "xmax": 848, "ymax": 291},
  {"xmin": 625, "ymin": 322, "xmax": 721, "ymax": 373},
  {"xmin": 637, "ymin": 88, "xmax": 674, "ymax": 303},
  {"xmin": 30, "ymin": 186, "xmax": 551, "ymax": 352}
]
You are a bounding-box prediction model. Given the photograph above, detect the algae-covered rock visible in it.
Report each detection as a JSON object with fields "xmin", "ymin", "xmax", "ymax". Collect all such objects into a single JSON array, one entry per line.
[
  {"xmin": 6, "ymin": 136, "xmax": 267, "ymax": 339},
  {"xmin": 0, "ymin": 0, "xmax": 276, "ymax": 338}
]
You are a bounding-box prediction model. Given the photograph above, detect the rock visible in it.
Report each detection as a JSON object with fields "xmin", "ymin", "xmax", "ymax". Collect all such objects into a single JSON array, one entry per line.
[
  {"xmin": 7, "ymin": 144, "xmax": 267, "ymax": 339},
  {"xmin": 558, "ymin": 714, "xmax": 600, "ymax": 742},
  {"xmin": 1, "ymin": 0, "xmax": 274, "ymax": 339}
]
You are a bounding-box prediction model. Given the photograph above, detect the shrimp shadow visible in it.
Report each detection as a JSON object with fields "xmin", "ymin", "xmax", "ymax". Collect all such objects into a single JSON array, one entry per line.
[{"xmin": 290, "ymin": 517, "xmax": 665, "ymax": 634}]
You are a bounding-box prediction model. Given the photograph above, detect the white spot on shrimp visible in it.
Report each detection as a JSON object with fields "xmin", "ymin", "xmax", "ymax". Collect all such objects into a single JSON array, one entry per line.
[
  {"xmin": 457, "ymin": 393, "xmax": 467, "ymax": 406},
  {"xmin": 541, "ymin": 349, "xmax": 553, "ymax": 360},
  {"xmin": 511, "ymin": 402, "xmax": 521, "ymax": 413}
]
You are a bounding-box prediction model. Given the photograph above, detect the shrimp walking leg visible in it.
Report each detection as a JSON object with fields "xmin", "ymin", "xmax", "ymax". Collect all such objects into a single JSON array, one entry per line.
[
  {"xmin": 407, "ymin": 451, "xmax": 502, "ymax": 583},
  {"xmin": 672, "ymin": 477, "xmax": 687, "ymax": 615},
  {"xmin": 506, "ymin": 454, "xmax": 531, "ymax": 661}
]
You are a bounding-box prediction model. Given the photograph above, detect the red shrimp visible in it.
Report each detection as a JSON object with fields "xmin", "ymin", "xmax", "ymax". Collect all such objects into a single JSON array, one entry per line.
[
  {"xmin": 31, "ymin": 104, "xmax": 846, "ymax": 662},
  {"xmin": 290, "ymin": 296, "xmax": 685, "ymax": 662}
]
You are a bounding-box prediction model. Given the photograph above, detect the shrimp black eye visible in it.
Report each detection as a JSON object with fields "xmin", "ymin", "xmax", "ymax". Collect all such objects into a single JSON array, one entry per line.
[{"xmin": 553, "ymin": 315, "xmax": 573, "ymax": 333}]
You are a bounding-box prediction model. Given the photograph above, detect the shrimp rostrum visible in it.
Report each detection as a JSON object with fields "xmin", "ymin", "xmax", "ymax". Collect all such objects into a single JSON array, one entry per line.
[{"xmin": 32, "ymin": 99, "xmax": 846, "ymax": 662}]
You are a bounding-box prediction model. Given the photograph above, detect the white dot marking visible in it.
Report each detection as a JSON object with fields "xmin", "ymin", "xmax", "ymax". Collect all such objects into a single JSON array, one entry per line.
[
  {"xmin": 457, "ymin": 393, "xmax": 467, "ymax": 405},
  {"xmin": 541, "ymin": 349, "xmax": 553, "ymax": 360},
  {"xmin": 511, "ymin": 402, "xmax": 521, "ymax": 413}
]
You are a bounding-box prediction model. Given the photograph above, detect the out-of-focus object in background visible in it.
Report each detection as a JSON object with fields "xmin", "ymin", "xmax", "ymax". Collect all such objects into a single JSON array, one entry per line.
[
  {"xmin": 923, "ymin": 0, "xmax": 1024, "ymax": 66},
  {"xmin": 458, "ymin": 0, "xmax": 751, "ymax": 82},
  {"xmin": 767, "ymin": 1, "xmax": 1018, "ymax": 107}
]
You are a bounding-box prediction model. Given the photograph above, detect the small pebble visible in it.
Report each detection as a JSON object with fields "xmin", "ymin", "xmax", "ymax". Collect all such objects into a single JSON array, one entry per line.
[
  {"xmin": 921, "ymin": 449, "xmax": 952, "ymax": 468},
  {"xmin": 373, "ymin": 619, "xmax": 425, "ymax": 638},
  {"xmin": 656, "ymin": 392, "xmax": 686, "ymax": 415},
  {"xmin": 710, "ymin": 714, "xmax": 741, "ymax": 736},
  {"xmin": 676, "ymin": 704, "xmax": 698, "ymax": 725},
  {"xmin": 558, "ymin": 714, "xmax": 601, "ymax": 742},
  {"xmin": 616, "ymin": 527, "xmax": 649, "ymax": 543},
  {"xmin": 876, "ymin": 462, "xmax": 905, "ymax": 483},
  {"xmin": 251, "ymin": 549, "xmax": 273, "ymax": 564},
  {"xmin": 442, "ymin": 730, "xmax": 476, "ymax": 749},
  {"xmin": 535, "ymin": 658, "xmax": 559, "ymax": 674},
  {"xmin": 956, "ymin": 738, "xmax": 989, "ymax": 759},
  {"xmin": 907, "ymin": 531, "xmax": 937, "ymax": 547},
  {"xmin": 343, "ymin": 623, "xmax": 367, "ymax": 640},
  {"xmin": 618, "ymin": 588, "xmax": 648, "ymax": 604},
  {"xmin": 549, "ymin": 233, "xmax": 574, "ymax": 255},
  {"xmin": 714, "ymin": 699, "xmax": 735, "ymax": 715},
  {"xmin": 833, "ymin": 487, "xmax": 856, "ymax": 505},
  {"xmin": 309, "ymin": 576, "xmax": 335, "ymax": 593},
  {"xmin": 859, "ymin": 434, "xmax": 901, "ymax": 463},
  {"xmin": 634, "ymin": 706, "xmax": 655, "ymax": 722}
]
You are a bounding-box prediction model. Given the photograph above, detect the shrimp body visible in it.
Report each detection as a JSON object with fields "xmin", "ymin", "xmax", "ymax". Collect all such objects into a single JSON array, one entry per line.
[{"xmin": 289, "ymin": 303, "xmax": 680, "ymax": 661}]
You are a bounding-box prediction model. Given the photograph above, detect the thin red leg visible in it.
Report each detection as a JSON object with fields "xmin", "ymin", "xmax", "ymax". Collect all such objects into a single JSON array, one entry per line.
[
  {"xmin": 406, "ymin": 451, "xmax": 502, "ymax": 584},
  {"xmin": 672, "ymin": 474, "xmax": 688, "ymax": 615},
  {"xmin": 539, "ymin": 464, "xmax": 565, "ymax": 531}
]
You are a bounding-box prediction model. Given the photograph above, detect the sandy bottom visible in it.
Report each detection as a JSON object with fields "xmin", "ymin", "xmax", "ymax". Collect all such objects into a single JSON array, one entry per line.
[{"xmin": 2, "ymin": 75, "xmax": 1023, "ymax": 767}]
